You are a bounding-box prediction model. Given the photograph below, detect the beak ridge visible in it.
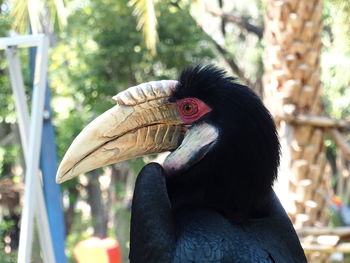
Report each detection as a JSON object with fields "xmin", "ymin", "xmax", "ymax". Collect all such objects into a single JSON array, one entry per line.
[{"xmin": 56, "ymin": 80, "xmax": 182, "ymax": 183}]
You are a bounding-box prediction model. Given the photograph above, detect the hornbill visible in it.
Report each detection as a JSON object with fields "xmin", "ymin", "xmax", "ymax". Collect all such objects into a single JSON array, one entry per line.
[{"xmin": 57, "ymin": 66, "xmax": 307, "ymax": 262}]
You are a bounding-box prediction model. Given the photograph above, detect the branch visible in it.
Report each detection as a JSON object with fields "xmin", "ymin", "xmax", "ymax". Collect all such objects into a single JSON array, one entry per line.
[
  {"xmin": 297, "ymin": 226, "xmax": 350, "ymax": 237},
  {"xmin": 302, "ymin": 242, "xmax": 350, "ymax": 254},
  {"xmin": 213, "ymin": 42, "xmax": 246, "ymax": 80},
  {"xmin": 213, "ymin": 41, "xmax": 254, "ymax": 88},
  {"xmin": 197, "ymin": 26, "xmax": 253, "ymax": 87},
  {"xmin": 206, "ymin": 8, "xmax": 263, "ymax": 38},
  {"xmin": 280, "ymin": 114, "xmax": 350, "ymax": 169},
  {"xmin": 217, "ymin": 0, "xmax": 226, "ymax": 36},
  {"xmin": 190, "ymin": 7, "xmax": 258, "ymax": 90},
  {"xmin": 328, "ymin": 129, "xmax": 350, "ymax": 163},
  {"xmin": 280, "ymin": 114, "xmax": 350, "ymax": 130}
]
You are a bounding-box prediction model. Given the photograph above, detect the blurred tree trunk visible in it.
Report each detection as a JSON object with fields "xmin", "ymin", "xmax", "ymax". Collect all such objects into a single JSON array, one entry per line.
[
  {"xmin": 263, "ymin": 0, "xmax": 332, "ymax": 230},
  {"xmin": 109, "ymin": 163, "xmax": 134, "ymax": 263},
  {"xmin": 86, "ymin": 170, "xmax": 107, "ymax": 237},
  {"xmin": 64, "ymin": 187, "xmax": 78, "ymax": 235}
]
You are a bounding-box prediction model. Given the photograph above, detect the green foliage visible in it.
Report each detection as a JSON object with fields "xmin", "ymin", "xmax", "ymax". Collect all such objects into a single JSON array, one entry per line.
[
  {"xmin": 0, "ymin": 248, "xmax": 17, "ymax": 263},
  {"xmin": 326, "ymin": 0, "xmax": 350, "ymax": 54},
  {"xmin": 0, "ymin": 4, "xmax": 19, "ymax": 260},
  {"xmin": 0, "ymin": 220, "xmax": 17, "ymax": 263},
  {"xmin": 322, "ymin": 53, "xmax": 350, "ymax": 119},
  {"xmin": 52, "ymin": 0, "xmax": 215, "ymax": 158},
  {"xmin": 0, "ymin": 2, "xmax": 11, "ymax": 35},
  {"xmin": 0, "ymin": 3, "xmax": 12, "ymax": 119},
  {"xmin": 322, "ymin": 0, "xmax": 350, "ymax": 119},
  {"xmin": 0, "ymin": 1, "xmax": 22, "ymax": 180},
  {"xmin": 55, "ymin": 0, "xmax": 213, "ymax": 105}
]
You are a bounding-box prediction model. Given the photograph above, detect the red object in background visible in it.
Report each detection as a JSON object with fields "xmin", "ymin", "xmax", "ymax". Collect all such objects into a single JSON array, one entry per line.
[{"xmin": 74, "ymin": 237, "xmax": 122, "ymax": 263}]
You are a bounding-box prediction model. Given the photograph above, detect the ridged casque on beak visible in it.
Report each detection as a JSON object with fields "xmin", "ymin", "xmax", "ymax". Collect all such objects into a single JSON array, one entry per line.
[{"xmin": 56, "ymin": 80, "xmax": 183, "ymax": 183}]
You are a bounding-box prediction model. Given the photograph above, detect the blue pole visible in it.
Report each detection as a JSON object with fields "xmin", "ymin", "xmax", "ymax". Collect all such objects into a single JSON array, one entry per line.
[
  {"xmin": 40, "ymin": 85, "xmax": 67, "ymax": 263},
  {"xmin": 30, "ymin": 46, "xmax": 67, "ymax": 263}
]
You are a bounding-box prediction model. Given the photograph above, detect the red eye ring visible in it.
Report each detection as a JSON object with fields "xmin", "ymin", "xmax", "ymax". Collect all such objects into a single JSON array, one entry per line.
[{"xmin": 176, "ymin": 97, "xmax": 212, "ymax": 124}]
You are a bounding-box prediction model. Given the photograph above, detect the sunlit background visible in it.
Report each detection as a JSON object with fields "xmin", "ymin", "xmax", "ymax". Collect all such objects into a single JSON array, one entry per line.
[{"xmin": 1, "ymin": 0, "xmax": 350, "ymax": 262}]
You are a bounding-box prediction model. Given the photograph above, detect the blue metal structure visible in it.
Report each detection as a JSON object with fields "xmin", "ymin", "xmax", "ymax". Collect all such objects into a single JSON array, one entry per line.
[{"xmin": 30, "ymin": 47, "xmax": 67, "ymax": 263}]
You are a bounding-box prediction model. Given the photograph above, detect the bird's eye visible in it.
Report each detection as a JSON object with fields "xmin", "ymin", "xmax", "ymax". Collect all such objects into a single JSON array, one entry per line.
[
  {"xmin": 176, "ymin": 97, "xmax": 212, "ymax": 124},
  {"xmin": 181, "ymin": 101, "xmax": 198, "ymax": 116}
]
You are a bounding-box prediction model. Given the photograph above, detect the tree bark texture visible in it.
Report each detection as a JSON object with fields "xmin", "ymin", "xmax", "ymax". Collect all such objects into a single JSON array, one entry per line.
[{"xmin": 263, "ymin": 0, "xmax": 332, "ymax": 234}]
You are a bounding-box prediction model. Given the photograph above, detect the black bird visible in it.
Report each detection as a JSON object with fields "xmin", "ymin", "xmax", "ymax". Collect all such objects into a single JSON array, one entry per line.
[{"xmin": 57, "ymin": 66, "xmax": 307, "ymax": 263}]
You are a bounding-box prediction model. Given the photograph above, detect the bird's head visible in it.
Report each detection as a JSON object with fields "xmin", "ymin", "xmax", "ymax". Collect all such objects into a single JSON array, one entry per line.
[{"xmin": 57, "ymin": 65, "xmax": 280, "ymax": 220}]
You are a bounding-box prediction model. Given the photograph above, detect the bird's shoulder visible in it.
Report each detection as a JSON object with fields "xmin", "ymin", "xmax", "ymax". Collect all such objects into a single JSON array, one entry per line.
[
  {"xmin": 243, "ymin": 193, "xmax": 307, "ymax": 263},
  {"xmin": 172, "ymin": 208, "xmax": 274, "ymax": 263}
]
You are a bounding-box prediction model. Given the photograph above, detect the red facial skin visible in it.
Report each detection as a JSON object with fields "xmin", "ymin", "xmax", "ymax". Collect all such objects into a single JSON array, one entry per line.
[{"xmin": 176, "ymin": 98, "xmax": 212, "ymax": 124}]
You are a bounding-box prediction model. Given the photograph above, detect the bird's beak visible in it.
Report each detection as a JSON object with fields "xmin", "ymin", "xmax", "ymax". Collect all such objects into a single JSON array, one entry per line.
[{"xmin": 56, "ymin": 80, "xmax": 183, "ymax": 183}]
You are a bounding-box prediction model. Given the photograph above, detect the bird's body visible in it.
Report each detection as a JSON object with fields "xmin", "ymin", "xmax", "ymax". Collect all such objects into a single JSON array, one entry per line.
[
  {"xmin": 130, "ymin": 163, "xmax": 306, "ymax": 263},
  {"xmin": 57, "ymin": 65, "xmax": 307, "ymax": 263},
  {"xmin": 173, "ymin": 195, "xmax": 304, "ymax": 263},
  {"xmin": 130, "ymin": 66, "xmax": 306, "ymax": 262}
]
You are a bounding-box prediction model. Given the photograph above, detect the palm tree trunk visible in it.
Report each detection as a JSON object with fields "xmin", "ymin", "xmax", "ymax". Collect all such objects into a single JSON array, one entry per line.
[{"xmin": 263, "ymin": 0, "xmax": 332, "ymax": 228}]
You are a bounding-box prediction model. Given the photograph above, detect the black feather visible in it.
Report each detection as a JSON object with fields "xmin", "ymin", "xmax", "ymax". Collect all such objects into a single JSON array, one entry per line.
[
  {"xmin": 130, "ymin": 65, "xmax": 306, "ymax": 263},
  {"xmin": 169, "ymin": 65, "xmax": 280, "ymax": 221}
]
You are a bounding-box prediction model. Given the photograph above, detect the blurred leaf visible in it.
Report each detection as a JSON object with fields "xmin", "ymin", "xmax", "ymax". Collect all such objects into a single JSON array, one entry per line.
[
  {"xmin": 10, "ymin": 0, "xmax": 67, "ymax": 33},
  {"xmin": 129, "ymin": 0, "xmax": 158, "ymax": 55}
]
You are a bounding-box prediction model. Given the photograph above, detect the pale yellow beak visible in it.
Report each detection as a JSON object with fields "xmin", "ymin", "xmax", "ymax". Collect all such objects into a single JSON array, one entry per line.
[{"xmin": 56, "ymin": 80, "xmax": 183, "ymax": 183}]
